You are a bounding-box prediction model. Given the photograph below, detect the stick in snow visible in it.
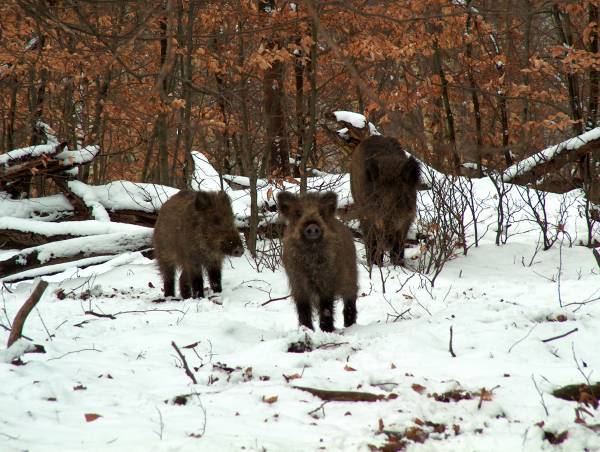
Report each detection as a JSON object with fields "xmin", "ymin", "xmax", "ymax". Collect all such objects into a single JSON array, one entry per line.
[
  {"xmin": 293, "ymin": 386, "xmax": 395, "ymax": 402},
  {"xmin": 171, "ymin": 341, "xmax": 197, "ymax": 385},
  {"xmin": 7, "ymin": 280, "xmax": 48, "ymax": 347},
  {"xmin": 449, "ymin": 325, "xmax": 457, "ymax": 357}
]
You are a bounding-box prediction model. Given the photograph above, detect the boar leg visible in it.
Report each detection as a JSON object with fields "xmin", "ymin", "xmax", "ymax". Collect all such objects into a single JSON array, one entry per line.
[
  {"xmin": 343, "ymin": 296, "xmax": 357, "ymax": 327},
  {"xmin": 390, "ymin": 225, "xmax": 409, "ymax": 266},
  {"xmin": 295, "ymin": 298, "xmax": 314, "ymax": 330},
  {"xmin": 190, "ymin": 269, "xmax": 205, "ymax": 298},
  {"xmin": 318, "ymin": 297, "xmax": 335, "ymax": 332},
  {"xmin": 363, "ymin": 229, "xmax": 383, "ymax": 267},
  {"xmin": 390, "ymin": 241, "xmax": 405, "ymax": 266},
  {"xmin": 159, "ymin": 262, "xmax": 175, "ymax": 298},
  {"xmin": 179, "ymin": 270, "xmax": 192, "ymax": 299},
  {"xmin": 207, "ymin": 265, "xmax": 222, "ymax": 293}
]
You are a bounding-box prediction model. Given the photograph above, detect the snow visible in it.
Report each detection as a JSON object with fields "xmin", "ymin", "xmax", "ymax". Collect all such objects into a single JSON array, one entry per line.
[
  {"xmin": 333, "ymin": 111, "xmax": 380, "ymax": 136},
  {"xmin": 0, "ymin": 218, "xmax": 148, "ymax": 237},
  {"xmin": 0, "ymin": 192, "xmax": 73, "ymax": 221},
  {"xmin": 503, "ymin": 127, "xmax": 600, "ymax": 182},
  {"xmin": 0, "ymin": 144, "xmax": 58, "ymax": 166},
  {"xmin": 0, "ymin": 175, "xmax": 599, "ymax": 450},
  {"xmin": 67, "ymin": 180, "xmax": 178, "ymax": 213},
  {"xmin": 190, "ymin": 152, "xmax": 229, "ymax": 193},
  {"xmin": 56, "ymin": 145, "xmax": 100, "ymax": 165}
]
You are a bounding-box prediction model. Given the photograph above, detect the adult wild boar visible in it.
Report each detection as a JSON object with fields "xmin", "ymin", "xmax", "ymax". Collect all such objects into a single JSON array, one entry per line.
[
  {"xmin": 277, "ymin": 191, "xmax": 358, "ymax": 332},
  {"xmin": 154, "ymin": 190, "xmax": 244, "ymax": 299},
  {"xmin": 351, "ymin": 135, "xmax": 420, "ymax": 267}
]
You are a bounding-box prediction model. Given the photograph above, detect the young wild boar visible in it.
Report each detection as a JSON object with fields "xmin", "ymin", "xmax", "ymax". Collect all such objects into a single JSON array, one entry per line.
[
  {"xmin": 351, "ymin": 135, "xmax": 420, "ymax": 267},
  {"xmin": 153, "ymin": 190, "xmax": 244, "ymax": 299},
  {"xmin": 277, "ymin": 191, "xmax": 358, "ymax": 332}
]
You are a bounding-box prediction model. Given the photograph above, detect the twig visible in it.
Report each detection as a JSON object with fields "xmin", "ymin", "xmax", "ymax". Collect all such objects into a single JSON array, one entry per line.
[
  {"xmin": 508, "ymin": 323, "xmax": 538, "ymax": 353},
  {"xmin": 261, "ymin": 294, "xmax": 291, "ymax": 306},
  {"xmin": 449, "ymin": 325, "xmax": 456, "ymax": 357},
  {"xmin": 172, "ymin": 341, "xmax": 197, "ymax": 384},
  {"xmin": 153, "ymin": 407, "xmax": 164, "ymax": 440},
  {"xmin": 7, "ymin": 280, "xmax": 48, "ymax": 347},
  {"xmin": 541, "ymin": 328, "xmax": 578, "ymax": 343},
  {"xmin": 84, "ymin": 310, "xmax": 117, "ymax": 319},
  {"xmin": 308, "ymin": 401, "xmax": 328, "ymax": 417},
  {"xmin": 571, "ymin": 343, "xmax": 592, "ymax": 386},
  {"xmin": 531, "ymin": 374, "xmax": 549, "ymax": 416},
  {"xmin": 48, "ymin": 347, "xmax": 101, "ymax": 361}
]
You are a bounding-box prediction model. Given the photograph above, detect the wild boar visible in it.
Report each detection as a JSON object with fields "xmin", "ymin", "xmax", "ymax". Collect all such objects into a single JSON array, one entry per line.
[
  {"xmin": 351, "ymin": 135, "xmax": 420, "ymax": 267},
  {"xmin": 277, "ymin": 191, "xmax": 358, "ymax": 332},
  {"xmin": 153, "ymin": 190, "xmax": 244, "ymax": 299}
]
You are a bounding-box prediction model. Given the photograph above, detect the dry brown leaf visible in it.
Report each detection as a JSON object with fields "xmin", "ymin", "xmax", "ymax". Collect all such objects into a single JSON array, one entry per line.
[
  {"xmin": 84, "ymin": 413, "xmax": 102, "ymax": 422},
  {"xmin": 411, "ymin": 383, "xmax": 426, "ymax": 394},
  {"xmin": 262, "ymin": 395, "xmax": 278, "ymax": 404}
]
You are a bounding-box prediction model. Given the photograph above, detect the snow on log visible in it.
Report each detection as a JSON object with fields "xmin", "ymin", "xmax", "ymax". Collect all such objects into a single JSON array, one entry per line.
[
  {"xmin": 190, "ymin": 151, "xmax": 230, "ymax": 193},
  {"xmin": 0, "ymin": 192, "xmax": 74, "ymax": 221},
  {"xmin": 0, "ymin": 229, "xmax": 152, "ymax": 279},
  {"xmin": 68, "ymin": 180, "xmax": 177, "ymax": 214},
  {"xmin": 0, "ymin": 143, "xmax": 62, "ymax": 166},
  {"xmin": 333, "ymin": 111, "xmax": 381, "ymax": 139},
  {"xmin": 0, "ymin": 217, "xmax": 148, "ymax": 249},
  {"xmin": 55, "ymin": 145, "xmax": 99, "ymax": 165},
  {"xmin": 502, "ymin": 127, "xmax": 600, "ymax": 184},
  {"xmin": 0, "ymin": 338, "xmax": 42, "ymax": 363}
]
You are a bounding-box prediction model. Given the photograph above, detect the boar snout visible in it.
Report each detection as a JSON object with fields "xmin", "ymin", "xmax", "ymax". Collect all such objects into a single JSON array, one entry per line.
[
  {"xmin": 230, "ymin": 244, "xmax": 244, "ymax": 257},
  {"xmin": 222, "ymin": 236, "xmax": 244, "ymax": 257},
  {"xmin": 303, "ymin": 222, "xmax": 322, "ymax": 241}
]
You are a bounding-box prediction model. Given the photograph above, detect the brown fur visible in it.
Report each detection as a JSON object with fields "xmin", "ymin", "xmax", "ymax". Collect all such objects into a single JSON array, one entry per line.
[
  {"xmin": 351, "ymin": 135, "xmax": 420, "ymax": 267},
  {"xmin": 277, "ymin": 191, "xmax": 358, "ymax": 332},
  {"xmin": 154, "ymin": 190, "xmax": 244, "ymax": 298}
]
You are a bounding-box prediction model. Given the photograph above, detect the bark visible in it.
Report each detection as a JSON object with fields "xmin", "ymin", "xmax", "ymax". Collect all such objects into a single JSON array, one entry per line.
[
  {"xmin": 293, "ymin": 386, "xmax": 394, "ymax": 402},
  {"xmin": 300, "ymin": 15, "xmax": 318, "ymax": 193},
  {"xmin": 7, "ymin": 280, "xmax": 48, "ymax": 348},
  {"xmin": 586, "ymin": 5, "xmax": 599, "ymax": 130},
  {"xmin": 432, "ymin": 39, "xmax": 460, "ymax": 173}
]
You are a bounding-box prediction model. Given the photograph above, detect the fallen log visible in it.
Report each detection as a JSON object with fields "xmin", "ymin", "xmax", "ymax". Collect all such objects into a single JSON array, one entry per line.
[
  {"xmin": 503, "ymin": 129, "xmax": 600, "ymax": 188},
  {"xmin": 0, "ymin": 217, "xmax": 149, "ymax": 249},
  {"xmin": 0, "ymin": 230, "xmax": 152, "ymax": 279},
  {"xmin": 293, "ymin": 386, "xmax": 395, "ymax": 402},
  {"xmin": 552, "ymin": 382, "xmax": 600, "ymax": 402}
]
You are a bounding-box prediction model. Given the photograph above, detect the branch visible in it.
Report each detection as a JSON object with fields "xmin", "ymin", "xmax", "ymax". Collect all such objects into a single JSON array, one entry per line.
[
  {"xmin": 541, "ymin": 327, "xmax": 578, "ymax": 343},
  {"xmin": 7, "ymin": 280, "xmax": 48, "ymax": 347},
  {"xmin": 293, "ymin": 386, "xmax": 394, "ymax": 402},
  {"xmin": 449, "ymin": 325, "xmax": 456, "ymax": 357},
  {"xmin": 171, "ymin": 341, "xmax": 197, "ymax": 385}
]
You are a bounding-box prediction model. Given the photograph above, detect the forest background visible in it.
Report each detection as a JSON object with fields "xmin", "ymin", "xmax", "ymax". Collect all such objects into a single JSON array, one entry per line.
[{"xmin": 1, "ymin": 0, "xmax": 599, "ymax": 225}]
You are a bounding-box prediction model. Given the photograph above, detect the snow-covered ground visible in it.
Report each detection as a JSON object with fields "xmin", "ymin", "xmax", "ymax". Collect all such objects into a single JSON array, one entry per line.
[{"xmin": 1, "ymin": 176, "xmax": 599, "ymax": 451}]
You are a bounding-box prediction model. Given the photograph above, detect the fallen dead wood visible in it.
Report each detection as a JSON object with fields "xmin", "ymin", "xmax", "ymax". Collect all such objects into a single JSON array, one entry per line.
[
  {"xmin": 503, "ymin": 130, "xmax": 600, "ymax": 189},
  {"xmin": 0, "ymin": 230, "xmax": 152, "ymax": 279},
  {"xmin": 552, "ymin": 382, "xmax": 600, "ymax": 402},
  {"xmin": 0, "ymin": 228, "xmax": 75, "ymax": 249},
  {"xmin": 7, "ymin": 280, "xmax": 48, "ymax": 347},
  {"xmin": 0, "ymin": 217, "xmax": 147, "ymax": 250},
  {"xmin": 293, "ymin": 386, "xmax": 395, "ymax": 402}
]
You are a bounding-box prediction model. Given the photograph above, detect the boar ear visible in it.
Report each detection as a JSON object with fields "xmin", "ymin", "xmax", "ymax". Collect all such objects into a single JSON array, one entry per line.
[
  {"xmin": 320, "ymin": 191, "xmax": 338, "ymax": 216},
  {"xmin": 194, "ymin": 192, "xmax": 213, "ymax": 211},
  {"xmin": 216, "ymin": 190, "xmax": 231, "ymax": 202},
  {"xmin": 277, "ymin": 191, "xmax": 297, "ymax": 217}
]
